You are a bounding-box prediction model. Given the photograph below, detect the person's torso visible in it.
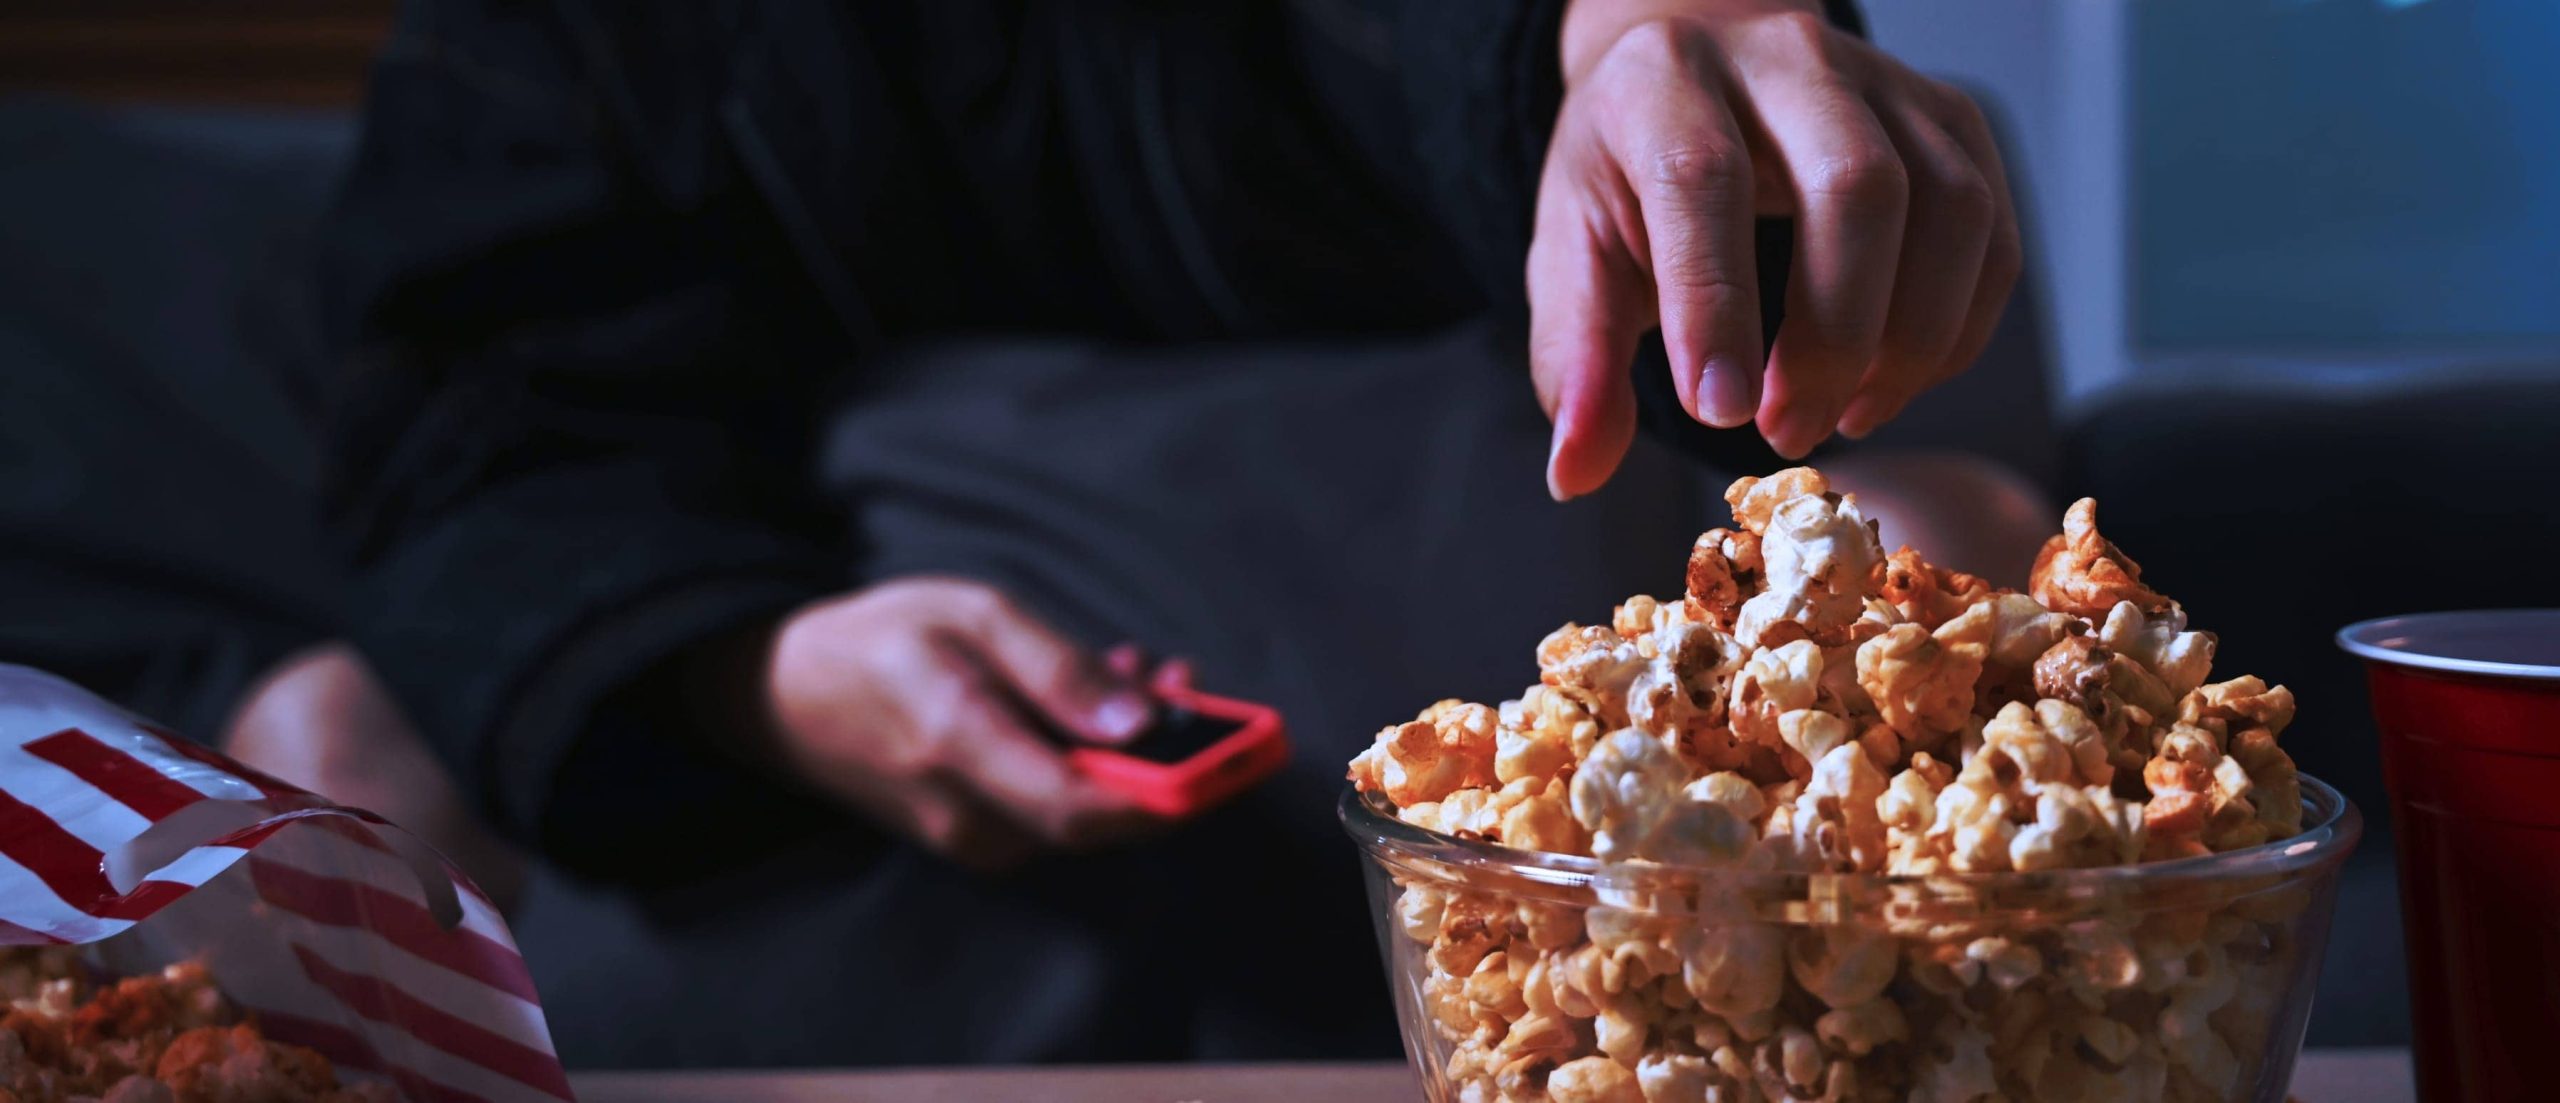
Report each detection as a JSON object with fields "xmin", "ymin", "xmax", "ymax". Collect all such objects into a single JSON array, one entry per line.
[{"xmin": 516, "ymin": 326, "xmax": 1731, "ymax": 1066}]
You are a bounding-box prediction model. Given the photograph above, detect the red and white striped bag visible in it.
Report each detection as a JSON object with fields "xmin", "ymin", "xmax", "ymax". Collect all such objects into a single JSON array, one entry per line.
[{"xmin": 0, "ymin": 663, "xmax": 571, "ymax": 1103}]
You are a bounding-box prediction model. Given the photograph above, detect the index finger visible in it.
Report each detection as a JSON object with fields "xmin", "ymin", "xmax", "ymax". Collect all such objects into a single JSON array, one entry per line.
[{"xmin": 1526, "ymin": 210, "xmax": 1644, "ymax": 501}]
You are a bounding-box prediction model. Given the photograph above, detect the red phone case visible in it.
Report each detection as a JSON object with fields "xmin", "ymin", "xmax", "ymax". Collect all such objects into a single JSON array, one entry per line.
[{"xmin": 1067, "ymin": 685, "xmax": 1290, "ymax": 818}]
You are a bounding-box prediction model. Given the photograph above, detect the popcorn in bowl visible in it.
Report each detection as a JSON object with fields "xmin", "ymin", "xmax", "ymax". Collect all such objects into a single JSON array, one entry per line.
[{"xmin": 1343, "ymin": 467, "xmax": 2358, "ymax": 1103}]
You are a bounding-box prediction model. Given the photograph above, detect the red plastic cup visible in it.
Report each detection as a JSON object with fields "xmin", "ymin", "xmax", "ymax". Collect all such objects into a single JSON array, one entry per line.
[{"xmin": 2339, "ymin": 610, "xmax": 2560, "ymax": 1102}]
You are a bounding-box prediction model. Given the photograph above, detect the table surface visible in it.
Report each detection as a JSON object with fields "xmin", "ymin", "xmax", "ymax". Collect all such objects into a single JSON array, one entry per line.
[{"xmin": 570, "ymin": 1049, "xmax": 2414, "ymax": 1102}]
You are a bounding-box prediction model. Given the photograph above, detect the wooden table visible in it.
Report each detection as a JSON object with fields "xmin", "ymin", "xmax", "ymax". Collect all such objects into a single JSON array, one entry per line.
[{"xmin": 572, "ymin": 1050, "xmax": 2415, "ymax": 1102}]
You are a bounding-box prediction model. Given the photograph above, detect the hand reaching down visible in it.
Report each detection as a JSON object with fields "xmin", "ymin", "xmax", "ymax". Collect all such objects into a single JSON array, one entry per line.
[{"xmin": 1532, "ymin": 0, "xmax": 2022, "ymax": 496}]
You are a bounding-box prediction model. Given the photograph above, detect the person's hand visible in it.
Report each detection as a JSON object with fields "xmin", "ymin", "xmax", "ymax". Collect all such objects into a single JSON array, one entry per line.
[
  {"xmin": 1532, "ymin": 0, "xmax": 2021, "ymax": 496},
  {"xmin": 760, "ymin": 577, "xmax": 1168, "ymax": 870}
]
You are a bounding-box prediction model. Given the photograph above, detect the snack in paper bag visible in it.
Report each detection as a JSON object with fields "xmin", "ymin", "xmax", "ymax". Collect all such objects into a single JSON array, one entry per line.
[{"xmin": 0, "ymin": 665, "xmax": 570, "ymax": 1103}]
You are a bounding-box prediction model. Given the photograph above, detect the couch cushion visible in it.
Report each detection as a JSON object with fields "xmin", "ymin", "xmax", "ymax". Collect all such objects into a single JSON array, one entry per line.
[{"xmin": 0, "ymin": 99, "xmax": 356, "ymax": 736}]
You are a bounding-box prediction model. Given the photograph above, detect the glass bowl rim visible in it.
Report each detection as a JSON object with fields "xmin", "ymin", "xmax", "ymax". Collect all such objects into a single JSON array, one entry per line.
[{"xmin": 1339, "ymin": 771, "xmax": 2359, "ymax": 892}]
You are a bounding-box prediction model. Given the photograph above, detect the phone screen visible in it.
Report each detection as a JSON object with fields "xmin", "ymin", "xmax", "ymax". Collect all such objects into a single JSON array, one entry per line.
[{"xmin": 1117, "ymin": 706, "xmax": 1246, "ymax": 765}]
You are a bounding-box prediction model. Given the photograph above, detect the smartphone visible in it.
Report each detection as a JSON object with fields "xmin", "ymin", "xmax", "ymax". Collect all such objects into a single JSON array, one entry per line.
[{"xmin": 1065, "ymin": 685, "xmax": 1289, "ymax": 818}]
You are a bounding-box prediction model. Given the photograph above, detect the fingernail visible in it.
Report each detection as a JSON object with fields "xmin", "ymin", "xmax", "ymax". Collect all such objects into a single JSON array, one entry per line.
[
  {"xmin": 1695, "ymin": 359, "xmax": 1756, "ymax": 428},
  {"xmin": 1546, "ymin": 425, "xmax": 1575, "ymax": 502},
  {"xmin": 1091, "ymin": 694, "xmax": 1151, "ymax": 742}
]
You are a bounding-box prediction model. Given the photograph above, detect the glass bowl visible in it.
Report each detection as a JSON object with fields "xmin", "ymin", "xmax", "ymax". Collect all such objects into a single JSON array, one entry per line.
[{"xmin": 1342, "ymin": 774, "xmax": 2360, "ymax": 1103}]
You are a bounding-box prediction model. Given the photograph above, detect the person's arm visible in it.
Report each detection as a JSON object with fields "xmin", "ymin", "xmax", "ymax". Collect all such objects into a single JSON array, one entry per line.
[{"xmin": 319, "ymin": 2, "xmax": 853, "ymax": 877}]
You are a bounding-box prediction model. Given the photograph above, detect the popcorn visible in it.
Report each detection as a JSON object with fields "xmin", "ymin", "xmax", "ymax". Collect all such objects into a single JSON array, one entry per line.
[
  {"xmin": 1877, "ymin": 766, "xmax": 1942, "ymax": 873},
  {"xmin": 1431, "ymin": 893, "xmax": 1510, "ymax": 978},
  {"xmin": 1398, "ymin": 883, "xmax": 1448, "ymax": 942},
  {"xmin": 1786, "ymin": 744, "xmax": 1891, "ymax": 872},
  {"xmin": 1348, "ymin": 467, "xmax": 2317, "ymax": 1103},
  {"xmin": 1586, "ymin": 908, "xmax": 1679, "ymax": 995},
  {"xmin": 2030, "ymin": 498, "xmax": 2172, "ymax": 618},
  {"xmin": 1352, "ymin": 699, "xmax": 1500, "ymax": 807},
  {"xmin": 1731, "ymin": 478, "xmax": 1883, "ymax": 648},
  {"xmin": 2140, "ymin": 724, "xmax": 2226, "ymax": 861},
  {"xmin": 1685, "ymin": 771, "xmax": 1766, "ymax": 823},
  {"xmin": 1941, "ymin": 787, "xmax": 2019, "ymax": 872},
  {"xmin": 1544, "ymin": 944, "xmax": 1609, "ymax": 1020},
  {"xmin": 2180, "ymin": 676, "xmax": 2303, "ymax": 844},
  {"xmin": 1731, "ymin": 640, "xmax": 1825, "ymax": 749},
  {"xmin": 2159, "ymin": 938, "xmax": 2242, "ymax": 1093},
  {"xmin": 1775, "ymin": 709, "xmax": 1852, "ymax": 772},
  {"xmin": 1856, "ymin": 617, "xmax": 1984, "ymax": 749},
  {"xmin": 1539, "ymin": 627, "xmax": 1648, "ymax": 728},
  {"xmin": 2012, "ymin": 782, "xmax": 2144, "ymax": 872},
  {"xmin": 1569, "ymin": 730, "xmax": 1690, "ymax": 863},
  {"xmin": 1788, "ymin": 925, "xmax": 1898, "ymax": 1008},
  {"xmin": 1627, "ymin": 619, "xmax": 1747, "ymax": 757},
  {"xmin": 1634, "ymin": 1051, "xmax": 1712, "ymax": 1103},
  {"xmin": 1547, "ymin": 1056, "xmax": 1643, "ymax": 1103},
  {"xmin": 1914, "ymin": 1018, "xmax": 2000, "ymax": 1103},
  {"xmin": 156, "ymin": 1023, "xmax": 346, "ymax": 1102},
  {"xmin": 1467, "ymin": 952, "xmax": 1532, "ymax": 1022},
  {"xmin": 1980, "ymin": 592, "xmax": 2087, "ymax": 685},
  {"xmin": 2228, "ymin": 728, "xmax": 2303, "ymax": 840},
  {"xmin": 2101, "ymin": 601, "xmax": 2217, "ymax": 698},
  {"xmin": 1976, "ymin": 700, "xmax": 2092, "ymax": 791},
  {"xmin": 1815, "ymin": 998, "xmax": 1909, "ymax": 1056},
  {"xmin": 0, "ymin": 954, "xmax": 388, "ymax": 1103},
  {"xmin": 1879, "ymin": 546, "xmax": 1992, "ymax": 630},
  {"xmin": 2032, "ymin": 698, "xmax": 2118, "ymax": 787},
  {"xmin": 1613, "ymin": 594, "xmax": 1666, "ymax": 638},
  {"xmin": 1500, "ymin": 779, "xmax": 1591, "ymax": 855},
  {"xmin": 1965, "ymin": 935, "xmax": 2044, "ymax": 991},
  {"xmin": 1776, "ymin": 1026, "xmax": 1824, "ymax": 1094},
  {"xmin": 2031, "ymin": 635, "xmax": 2171, "ymax": 782},
  {"xmin": 1594, "ymin": 1006, "xmax": 1647, "ymax": 1065},
  {"xmin": 1498, "ymin": 687, "xmax": 1595, "ymax": 785},
  {"xmin": 1675, "ymin": 922, "xmax": 1787, "ymax": 1020},
  {"xmin": 2179, "ymin": 675, "xmax": 2297, "ymax": 740},
  {"xmin": 1685, "ymin": 528, "xmax": 1762, "ymax": 628},
  {"xmin": 1499, "ymin": 1012, "xmax": 1583, "ymax": 1079},
  {"xmin": 1724, "ymin": 467, "xmax": 1833, "ymax": 534}
]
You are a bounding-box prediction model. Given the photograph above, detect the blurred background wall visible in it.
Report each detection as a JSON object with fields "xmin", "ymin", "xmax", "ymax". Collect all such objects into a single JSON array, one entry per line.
[{"xmin": 1867, "ymin": 0, "xmax": 2560, "ymax": 405}]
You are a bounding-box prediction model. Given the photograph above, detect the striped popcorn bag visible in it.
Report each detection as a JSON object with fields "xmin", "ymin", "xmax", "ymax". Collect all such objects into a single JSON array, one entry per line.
[{"xmin": 0, "ymin": 663, "xmax": 570, "ymax": 1103}]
